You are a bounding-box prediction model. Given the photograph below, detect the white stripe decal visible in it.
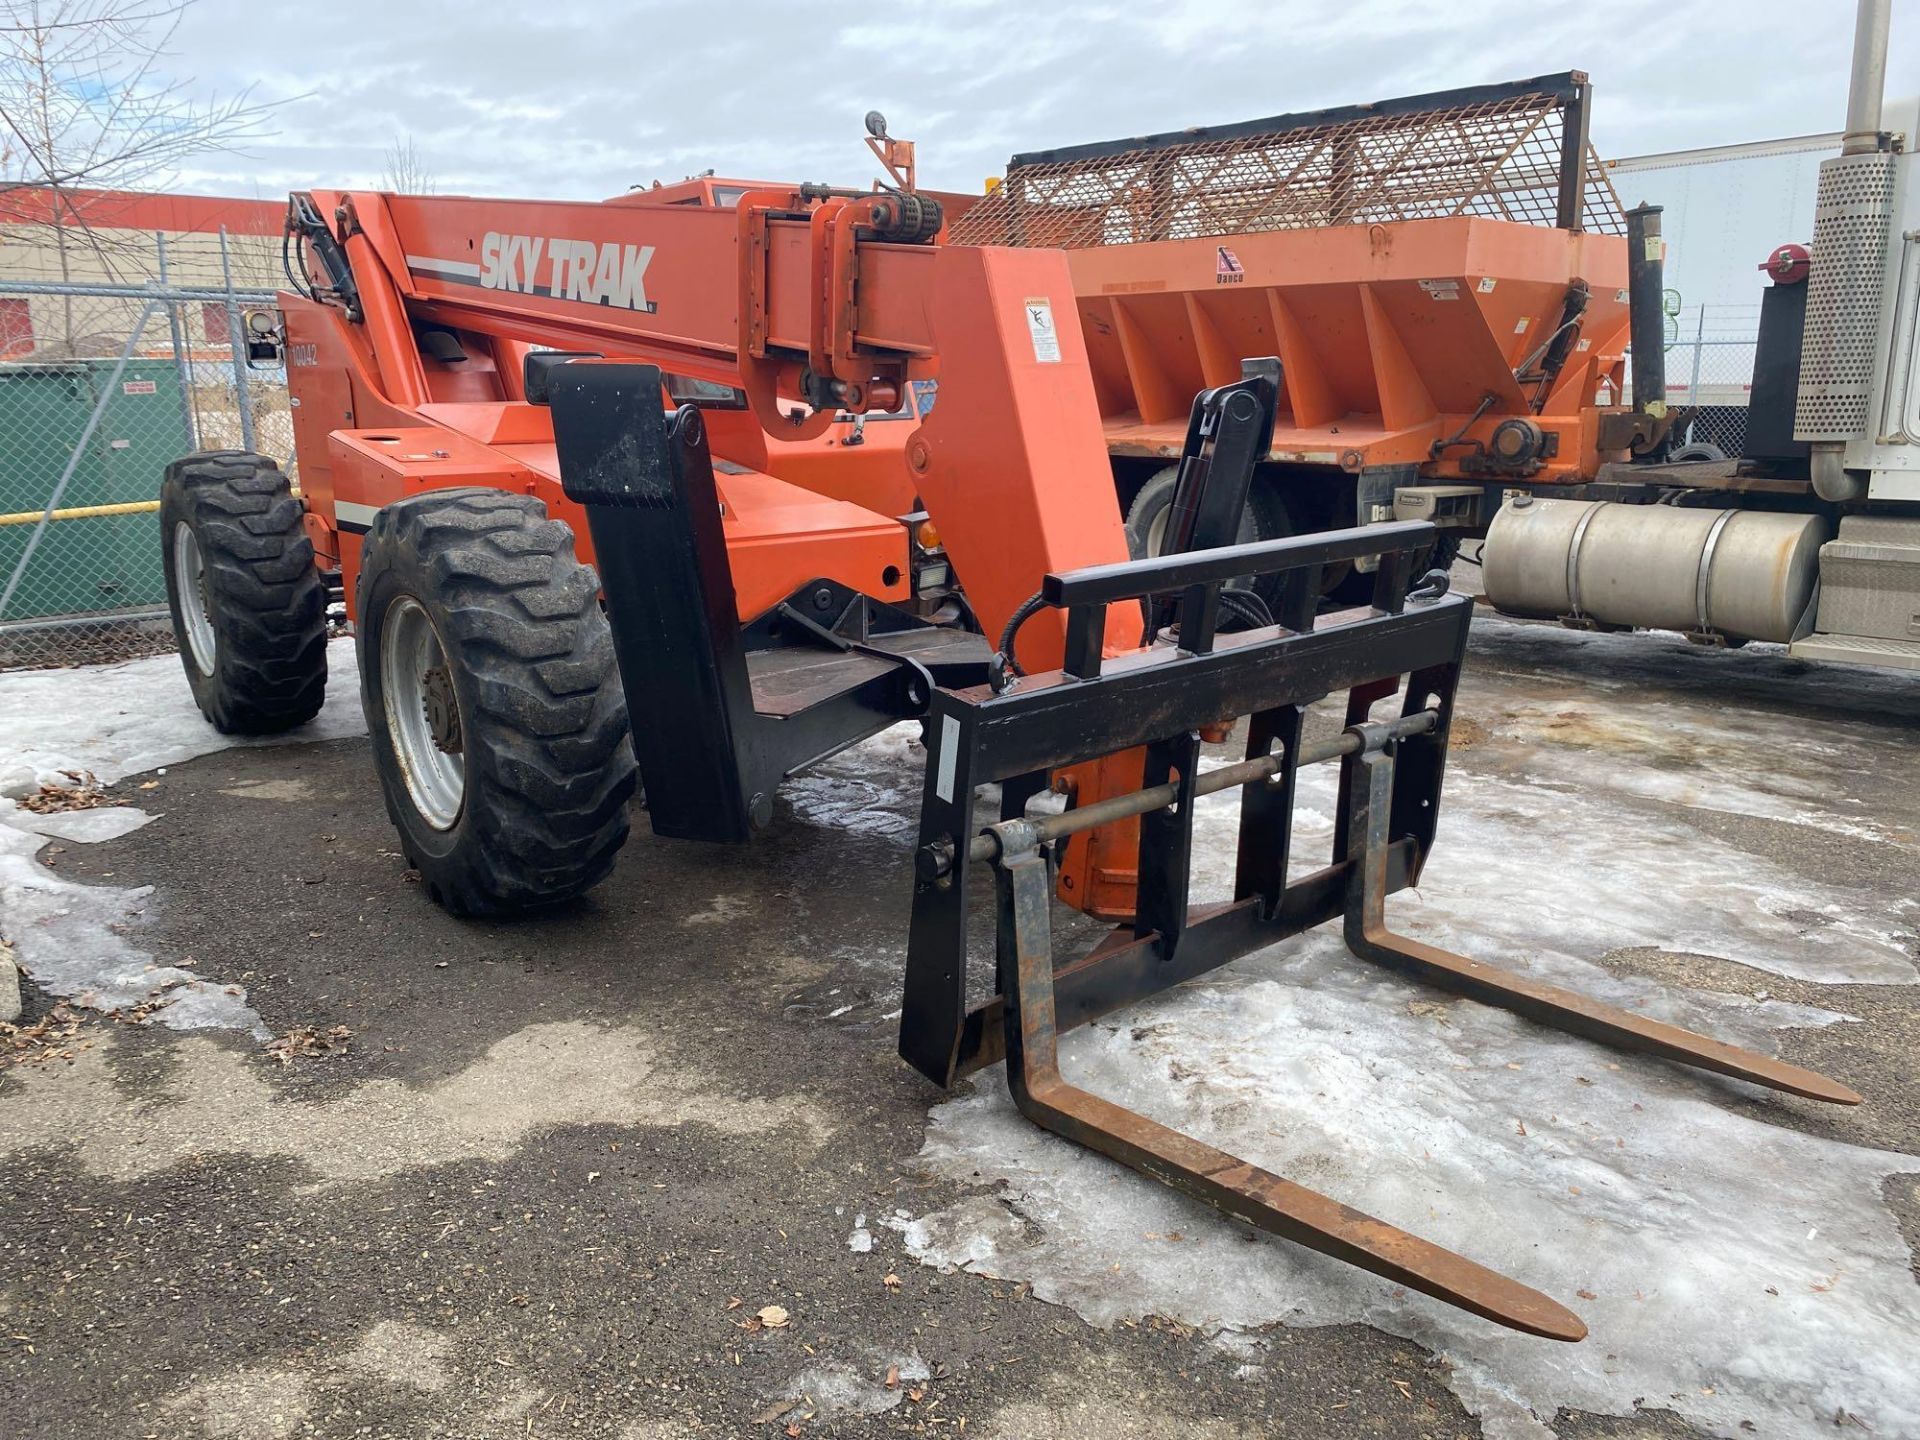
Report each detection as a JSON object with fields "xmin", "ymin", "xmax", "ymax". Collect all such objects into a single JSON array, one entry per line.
[
  {"xmin": 335, "ymin": 500, "xmax": 381, "ymax": 529},
  {"xmin": 934, "ymin": 714, "xmax": 960, "ymax": 803},
  {"xmin": 405, "ymin": 254, "xmax": 482, "ymax": 279}
]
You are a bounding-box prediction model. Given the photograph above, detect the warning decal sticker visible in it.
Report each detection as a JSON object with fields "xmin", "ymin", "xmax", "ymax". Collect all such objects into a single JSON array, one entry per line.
[{"xmin": 1024, "ymin": 298, "xmax": 1061, "ymax": 363}]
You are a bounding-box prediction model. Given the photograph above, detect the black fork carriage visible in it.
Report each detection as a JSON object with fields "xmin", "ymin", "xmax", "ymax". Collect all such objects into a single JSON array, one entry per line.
[{"xmin": 897, "ymin": 367, "xmax": 1860, "ymax": 1343}]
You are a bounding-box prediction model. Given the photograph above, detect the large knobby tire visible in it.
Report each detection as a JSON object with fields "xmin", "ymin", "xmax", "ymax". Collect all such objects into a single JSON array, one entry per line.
[
  {"xmin": 1124, "ymin": 465, "xmax": 1294, "ymax": 603},
  {"xmin": 355, "ymin": 489, "xmax": 636, "ymax": 916},
  {"xmin": 160, "ymin": 451, "xmax": 328, "ymax": 734}
]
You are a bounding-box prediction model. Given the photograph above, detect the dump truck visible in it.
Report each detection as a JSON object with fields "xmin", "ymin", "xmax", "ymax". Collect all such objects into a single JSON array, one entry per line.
[
  {"xmin": 948, "ymin": 72, "xmax": 1655, "ymax": 588},
  {"xmin": 156, "ymin": 117, "xmax": 1859, "ymax": 1343},
  {"xmin": 956, "ymin": 3, "xmax": 1919, "ymax": 671},
  {"xmin": 1480, "ymin": 0, "xmax": 1920, "ymax": 671}
]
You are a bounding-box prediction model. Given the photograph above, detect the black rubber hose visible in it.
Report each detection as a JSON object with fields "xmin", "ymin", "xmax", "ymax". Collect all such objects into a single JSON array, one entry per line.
[
  {"xmin": 996, "ymin": 591, "xmax": 1048, "ymax": 677},
  {"xmin": 1218, "ymin": 585, "xmax": 1275, "ymax": 631}
]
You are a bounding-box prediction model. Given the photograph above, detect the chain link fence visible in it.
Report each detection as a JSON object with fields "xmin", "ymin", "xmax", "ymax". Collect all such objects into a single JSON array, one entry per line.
[
  {"xmin": 1664, "ymin": 303, "xmax": 1761, "ymax": 458},
  {"xmin": 0, "ymin": 229, "xmax": 288, "ymax": 668}
]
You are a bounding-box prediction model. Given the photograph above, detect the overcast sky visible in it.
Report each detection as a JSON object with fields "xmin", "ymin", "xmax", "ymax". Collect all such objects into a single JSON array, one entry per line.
[{"xmin": 164, "ymin": 0, "xmax": 1918, "ymax": 201}]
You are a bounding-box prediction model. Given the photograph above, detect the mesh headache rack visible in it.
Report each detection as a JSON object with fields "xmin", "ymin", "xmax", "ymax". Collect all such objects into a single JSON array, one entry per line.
[{"xmin": 947, "ymin": 72, "xmax": 1625, "ymax": 250}]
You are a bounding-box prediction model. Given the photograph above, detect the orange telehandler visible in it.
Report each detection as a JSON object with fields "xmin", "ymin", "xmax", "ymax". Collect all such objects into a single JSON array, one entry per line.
[{"xmin": 156, "ymin": 118, "xmax": 1858, "ymax": 1344}]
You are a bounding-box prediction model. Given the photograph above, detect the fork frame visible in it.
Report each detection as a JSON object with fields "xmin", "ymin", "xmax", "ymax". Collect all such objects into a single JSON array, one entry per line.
[{"xmin": 899, "ymin": 522, "xmax": 1858, "ymax": 1342}]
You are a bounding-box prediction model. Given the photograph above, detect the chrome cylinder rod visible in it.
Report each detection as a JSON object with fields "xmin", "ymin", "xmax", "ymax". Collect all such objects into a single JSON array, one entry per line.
[{"xmin": 965, "ymin": 708, "xmax": 1441, "ymax": 865}]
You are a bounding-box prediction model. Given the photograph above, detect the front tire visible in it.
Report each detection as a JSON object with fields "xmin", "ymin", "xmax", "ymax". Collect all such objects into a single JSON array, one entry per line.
[
  {"xmin": 355, "ymin": 489, "xmax": 636, "ymax": 915},
  {"xmin": 160, "ymin": 451, "xmax": 328, "ymax": 734}
]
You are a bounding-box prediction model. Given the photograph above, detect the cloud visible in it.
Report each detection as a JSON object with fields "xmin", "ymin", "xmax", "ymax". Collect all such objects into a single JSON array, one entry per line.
[{"xmin": 159, "ymin": 0, "xmax": 1916, "ymax": 201}]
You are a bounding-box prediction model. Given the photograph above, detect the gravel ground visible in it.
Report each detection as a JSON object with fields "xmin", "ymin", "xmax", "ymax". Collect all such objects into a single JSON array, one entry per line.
[{"xmin": 1, "ymin": 614, "xmax": 1915, "ymax": 1439}]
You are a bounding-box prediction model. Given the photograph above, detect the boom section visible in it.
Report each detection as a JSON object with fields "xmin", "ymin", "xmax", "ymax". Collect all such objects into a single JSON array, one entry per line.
[{"xmin": 300, "ymin": 186, "xmax": 944, "ymax": 438}]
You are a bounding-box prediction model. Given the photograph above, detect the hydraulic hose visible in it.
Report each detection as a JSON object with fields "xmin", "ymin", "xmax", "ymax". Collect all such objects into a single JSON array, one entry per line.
[{"xmin": 996, "ymin": 591, "xmax": 1049, "ymax": 677}]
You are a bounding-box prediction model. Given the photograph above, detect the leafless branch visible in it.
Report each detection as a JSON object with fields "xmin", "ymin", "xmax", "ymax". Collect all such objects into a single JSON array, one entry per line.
[
  {"xmin": 0, "ymin": 0, "xmax": 281, "ymax": 348},
  {"xmin": 380, "ymin": 133, "xmax": 434, "ymax": 195}
]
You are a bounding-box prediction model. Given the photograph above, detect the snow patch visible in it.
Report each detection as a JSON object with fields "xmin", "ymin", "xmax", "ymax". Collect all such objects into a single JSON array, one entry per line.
[
  {"xmin": 1456, "ymin": 683, "xmax": 1917, "ymax": 850},
  {"xmin": 0, "ymin": 817, "xmax": 268, "ymax": 1037},
  {"xmin": 0, "ymin": 636, "xmax": 363, "ymax": 787},
  {"xmin": 847, "ymin": 1213, "xmax": 873, "ymax": 1253},
  {"xmin": 782, "ymin": 722, "xmax": 925, "ymax": 841},
  {"xmin": 1190, "ymin": 762, "xmax": 1918, "ymax": 988},
  {"xmin": 5, "ymin": 805, "xmax": 154, "ymax": 843},
  {"xmin": 0, "ymin": 637, "xmax": 364, "ymax": 1036},
  {"xmin": 775, "ymin": 1351, "xmax": 929, "ymax": 1418}
]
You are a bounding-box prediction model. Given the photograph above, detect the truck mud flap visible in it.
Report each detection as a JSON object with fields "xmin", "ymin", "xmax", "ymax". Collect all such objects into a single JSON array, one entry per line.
[{"xmin": 899, "ymin": 521, "xmax": 1860, "ymax": 1342}]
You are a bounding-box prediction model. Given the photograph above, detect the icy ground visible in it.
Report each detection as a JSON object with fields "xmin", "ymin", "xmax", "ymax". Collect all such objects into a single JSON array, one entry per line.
[
  {"xmin": 854, "ymin": 621, "xmax": 1920, "ymax": 1440},
  {"xmin": 0, "ymin": 638, "xmax": 363, "ymax": 1034},
  {"xmin": 3, "ymin": 619, "xmax": 1918, "ymax": 1438}
]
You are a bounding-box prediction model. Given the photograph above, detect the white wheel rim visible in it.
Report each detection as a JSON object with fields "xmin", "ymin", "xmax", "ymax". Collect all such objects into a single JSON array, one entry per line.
[
  {"xmin": 1147, "ymin": 494, "xmax": 1254, "ymax": 557},
  {"xmin": 381, "ymin": 595, "xmax": 466, "ymax": 831},
  {"xmin": 173, "ymin": 522, "xmax": 217, "ymax": 676},
  {"xmin": 1146, "ymin": 504, "xmax": 1170, "ymax": 557}
]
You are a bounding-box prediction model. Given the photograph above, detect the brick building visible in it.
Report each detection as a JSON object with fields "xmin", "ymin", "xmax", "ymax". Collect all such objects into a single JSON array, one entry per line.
[{"xmin": 0, "ymin": 186, "xmax": 283, "ymax": 359}]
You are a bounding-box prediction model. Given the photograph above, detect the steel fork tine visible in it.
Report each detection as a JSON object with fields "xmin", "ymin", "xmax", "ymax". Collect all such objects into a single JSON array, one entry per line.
[
  {"xmin": 995, "ymin": 848, "xmax": 1590, "ymax": 1342},
  {"xmin": 1342, "ymin": 747, "xmax": 1863, "ymax": 1107}
]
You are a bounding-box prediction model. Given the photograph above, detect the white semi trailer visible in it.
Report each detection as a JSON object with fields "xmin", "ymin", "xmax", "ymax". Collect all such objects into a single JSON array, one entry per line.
[{"xmin": 1481, "ymin": 0, "xmax": 1920, "ymax": 672}]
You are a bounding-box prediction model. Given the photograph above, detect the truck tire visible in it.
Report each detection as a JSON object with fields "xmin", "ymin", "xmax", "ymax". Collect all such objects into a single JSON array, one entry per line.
[
  {"xmin": 355, "ymin": 489, "xmax": 636, "ymax": 916},
  {"xmin": 161, "ymin": 451, "xmax": 328, "ymax": 734},
  {"xmin": 1124, "ymin": 465, "xmax": 1294, "ymax": 601},
  {"xmin": 1324, "ymin": 530, "xmax": 1461, "ymax": 607}
]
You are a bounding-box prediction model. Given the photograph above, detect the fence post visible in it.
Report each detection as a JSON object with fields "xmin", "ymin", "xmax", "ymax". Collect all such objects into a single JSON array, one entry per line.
[
  {"xmin": 155, "ymin": 232, "xmax": 200, "ymax": 450},
  {"xmin": 1686, "ymin": 305, "xmax": 1708, "ymax": 445},
  {"xmin": 218, "ymin": 225, "xmax": 256, "ymax": 453},
  {"xmin": 0, "ymin": 301, "xmax": 160, "ymax": 620}
]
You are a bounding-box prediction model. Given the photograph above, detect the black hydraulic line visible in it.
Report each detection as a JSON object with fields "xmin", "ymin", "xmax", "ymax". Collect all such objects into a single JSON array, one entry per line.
[
  {"xmin": 287, "ymin": 193, "xmax": 360, "ymax": 320},
  {"xmin": 280, "ymin": 224, "xmax": 314, "ymax": 302},
  {"xmin": 1219, "ymin": 585, "xmax": 1275, "ymax": 630},
  {"xmin": 996, "ymin": 590, "xmax": 1049, "ymax": 677}
]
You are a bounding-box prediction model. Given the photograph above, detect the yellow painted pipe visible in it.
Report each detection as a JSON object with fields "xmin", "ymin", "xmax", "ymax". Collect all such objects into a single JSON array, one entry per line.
[{"xmin": 0, "ymin": 499, "xmax": 162, "ymax": 526}]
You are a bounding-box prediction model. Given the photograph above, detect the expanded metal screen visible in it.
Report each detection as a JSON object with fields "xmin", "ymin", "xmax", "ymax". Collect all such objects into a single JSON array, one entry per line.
[{"xmin": 949, "ymin": 74, "xmax": 1625, "ymax": 250}]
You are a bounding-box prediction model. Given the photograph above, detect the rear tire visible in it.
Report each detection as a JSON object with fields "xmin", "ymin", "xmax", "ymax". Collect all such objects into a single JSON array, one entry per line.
[
  {"xmin": 1123, "ymin": 465, "xmax": 1294, "ymax": 603},
  {"xmin": 1325, "ymin": 531, "xmax": 1462, "ymax": 606},
  {"xmin": 160, "ymin": 451, "xmax": 327, "ymax": 734},
  {"xmin": 355, "ymin": 489, "xmax": 636, "ymax": 916}
]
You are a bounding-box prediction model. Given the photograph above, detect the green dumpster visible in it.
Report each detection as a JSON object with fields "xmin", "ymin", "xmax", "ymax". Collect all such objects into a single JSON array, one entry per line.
[{"xmin": 0, "ymin": 358, "xmax": 192, "ymax": 622}]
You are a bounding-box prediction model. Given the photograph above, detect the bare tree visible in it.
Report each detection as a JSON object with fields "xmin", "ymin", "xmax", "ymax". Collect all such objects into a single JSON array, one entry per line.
[
  {"xmin": 380, "ymin": 133, "xmax": 434, "ymax": 195},
  {"xmin": 0, "ymin": 0, "xmax": 276, "ymax": 349}
]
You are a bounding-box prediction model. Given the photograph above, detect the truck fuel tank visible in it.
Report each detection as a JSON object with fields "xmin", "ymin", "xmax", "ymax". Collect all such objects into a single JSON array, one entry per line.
[{"xmin": 1481, "ymin": 495, "xmax": 1829, "ymax": 645}]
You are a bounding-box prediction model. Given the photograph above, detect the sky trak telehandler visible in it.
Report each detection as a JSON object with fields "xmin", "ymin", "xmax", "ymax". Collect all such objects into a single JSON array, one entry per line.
[{"xmin": 157, "ymin": 119, "xmax": 1860, "ymax": 1344}]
